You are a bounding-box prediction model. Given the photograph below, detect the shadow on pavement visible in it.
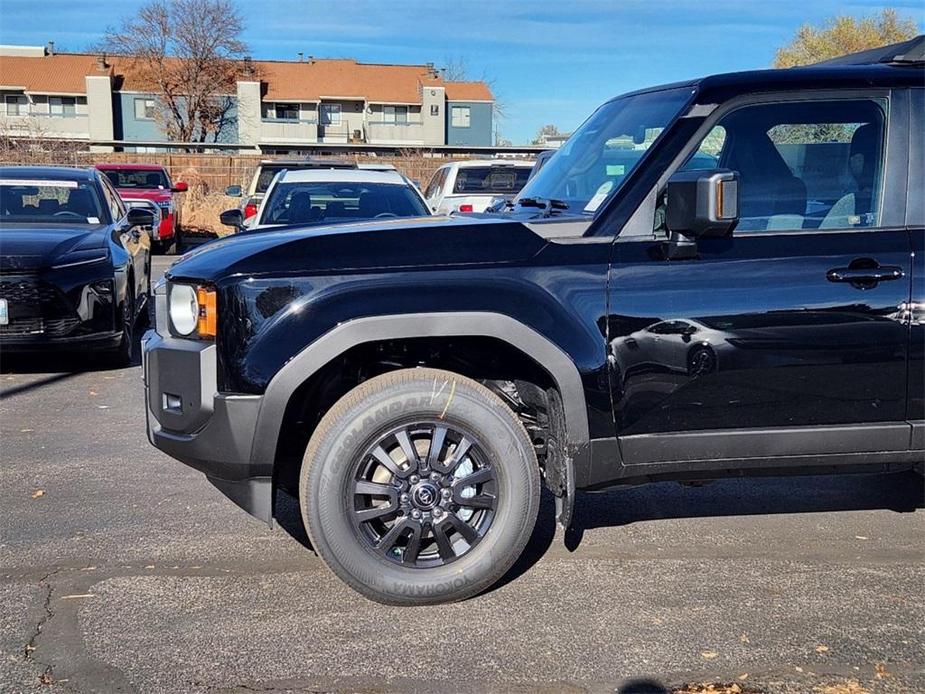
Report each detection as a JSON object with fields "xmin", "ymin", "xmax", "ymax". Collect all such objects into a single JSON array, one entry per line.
[
  {"xmin": 563, "ymin": 469, "xmax": 924, "ymax": 551},
  {"xmin": 617, "ymin": 680, "xmax": 670, "ymax": 694}
]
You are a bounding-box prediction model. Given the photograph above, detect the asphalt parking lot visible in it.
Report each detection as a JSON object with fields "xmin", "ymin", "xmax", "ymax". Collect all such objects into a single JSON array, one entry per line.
[{"xmin": 1, "ymin": 254, "xmax": 923, "ymax": 694}]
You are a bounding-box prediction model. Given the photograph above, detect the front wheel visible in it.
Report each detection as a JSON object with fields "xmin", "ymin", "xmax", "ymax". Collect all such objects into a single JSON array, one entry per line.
[
  {"xmin": 108, "ymin": 288, "xmax": 134, "ymax": 367},
  {"xmin": 300, "ymin": 368, "xmax": 540, "ymax": 605}
]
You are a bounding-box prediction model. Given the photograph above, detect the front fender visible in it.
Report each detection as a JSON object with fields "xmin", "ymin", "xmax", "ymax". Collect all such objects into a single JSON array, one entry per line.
[{"xmin": 247, "ymin": 312, "xmax": 591, "ymax": 493}]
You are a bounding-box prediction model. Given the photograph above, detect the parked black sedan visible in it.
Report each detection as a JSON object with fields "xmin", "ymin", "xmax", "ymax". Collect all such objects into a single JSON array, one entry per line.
[{"xmin": 0, "ymin": 166, "xmax": 154, "ymax": 365}]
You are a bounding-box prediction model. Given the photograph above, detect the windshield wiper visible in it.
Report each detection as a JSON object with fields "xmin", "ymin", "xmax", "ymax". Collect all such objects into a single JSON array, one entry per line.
[{"xmin": 516, "ymin": 196, "xmax": 569, "ymax": 218}]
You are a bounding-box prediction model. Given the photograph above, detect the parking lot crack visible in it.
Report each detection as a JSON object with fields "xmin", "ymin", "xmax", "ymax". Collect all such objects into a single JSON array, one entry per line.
[{"xmin": 23, "ymin": 567, "xmax": 61, "ymax": 685}]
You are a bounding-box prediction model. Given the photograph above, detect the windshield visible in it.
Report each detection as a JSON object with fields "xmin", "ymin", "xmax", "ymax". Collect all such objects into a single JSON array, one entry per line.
[
  {"xmin": 516, "ymin": 86, "xmax": 693, "ymax": 214},
  {"xmin": 453, "ymin": 166, "xmax": 532, "ymax": 195},
  {"xmin": 0, "ymin": 179, "xmax": 106, "ymax": 225},
  {"xmin": 261, "ymin": 181, "xmax": 428, "ymax": 225},
  {"xmin": 99, "ymin": 168, "xmax": 170, "ymax": 190}
]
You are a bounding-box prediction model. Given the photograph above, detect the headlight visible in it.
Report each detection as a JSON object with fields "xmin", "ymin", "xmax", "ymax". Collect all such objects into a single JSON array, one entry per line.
[{"xmin": 168, "ymin": 283, "xmax": 217, "ymax": 339}]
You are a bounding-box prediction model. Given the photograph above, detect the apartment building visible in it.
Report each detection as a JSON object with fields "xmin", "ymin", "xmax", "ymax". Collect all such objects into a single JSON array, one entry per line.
[{"xmin": 0, "ymin": 44, "xmax": 495, "ymax": 152}]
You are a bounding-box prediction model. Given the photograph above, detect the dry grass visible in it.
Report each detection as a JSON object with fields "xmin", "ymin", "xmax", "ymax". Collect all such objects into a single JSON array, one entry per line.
[{"xmin": 173, "ymin": 166, "xmax": 237, "ymax": 237}]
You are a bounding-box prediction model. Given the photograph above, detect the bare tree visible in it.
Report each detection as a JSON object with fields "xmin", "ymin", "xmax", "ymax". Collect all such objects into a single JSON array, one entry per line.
[
  {"xmin": 102, "ymin": 0, "xmax": 248, "ymax": 145},
  {"xmin": 441, "ymin": 55, "xmax": 508, "ymax": 143},
  {"xmin": 774, "ymin": 8, "xmax": 918, "ymax": 67}
]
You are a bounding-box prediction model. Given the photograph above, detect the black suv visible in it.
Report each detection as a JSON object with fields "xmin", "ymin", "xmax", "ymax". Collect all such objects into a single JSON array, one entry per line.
[{"xmin": 143, "ymin": 38, "xmax": 924, "ymax": 605}]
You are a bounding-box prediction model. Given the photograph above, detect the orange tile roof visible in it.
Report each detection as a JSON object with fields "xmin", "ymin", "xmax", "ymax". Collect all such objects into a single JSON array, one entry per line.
[
  {"xmin": 255, "ymin": 59, "xmax": 448, "ymax": 103},
  {"xmin": 445, "ymin": 81, "xmax": 494, "ymax": 102},
  {"xmin": 0, "ymin": 52, "xmax": 494, "ymax": 104},
  {"xmin": 0, "ymin": 53, "xmax": 111, "ymax": 94}
]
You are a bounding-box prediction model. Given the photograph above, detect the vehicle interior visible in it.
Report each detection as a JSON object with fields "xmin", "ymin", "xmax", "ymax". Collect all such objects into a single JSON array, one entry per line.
[
  {"xmin": 681, "ymin": 99, "xmax": 886, "ymax": 232},
  {"xmin": 0, "ymin": 183, "xmax": 105, "ymax": 223},
  {"xmin": 262, "ymin": 182, "xmax": 428, "ymax": 225}
]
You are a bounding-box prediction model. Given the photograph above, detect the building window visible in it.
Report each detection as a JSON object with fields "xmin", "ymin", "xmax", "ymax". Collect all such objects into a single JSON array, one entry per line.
[
  {"xmin": 134, "ymin": 98, "xmax": 155, "ymax": 120},
  {"xmin": 265, "ymin": 102, "xmax": 299, "ymax": 120},
  {"xmin": 49, "ymin": 97, "xmax": 76, "ymax": 116},
  {"xmin": 430, "ymin": 104, "xmax": 439, "ymax": 117},
  {"xmin": 383, "ymin": 105, "xmax": 408, "ymax": 124},
  {"xmin": 451, "ymin": 106, "xmax": 471, "ymax": 128},
  {"xmin": 5, "ymin": 95, "xmax": 28, "ymax": 116},
  {"xmin": 320, "ymin": 103, "xmax": 341, "ymax": 125}
]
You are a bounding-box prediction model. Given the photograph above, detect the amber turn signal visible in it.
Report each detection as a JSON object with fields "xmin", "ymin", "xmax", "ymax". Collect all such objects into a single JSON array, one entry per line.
[{"xmin": 196, "ymin": 286, "xmax": 217, "ymax": 338}]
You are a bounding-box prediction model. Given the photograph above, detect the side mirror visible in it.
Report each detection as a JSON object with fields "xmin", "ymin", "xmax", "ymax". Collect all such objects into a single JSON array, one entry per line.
[
  {"xmin": 224, "ymin": 184, "xmax": 242, "ymax": 197},
  {"xmin": 666, "ymin": 169, "xmax": 739, "ymax": 239},
  {"xmin": 126, "ymin": 207, "xmax": 155, "ymax": 227},
  {"xmin": 220, "ymin": 208, "xmax": 245, "ymax": 229},
  {"xmin": 171, "ymin": 181, "xmax": 188, "ymax": 193}
]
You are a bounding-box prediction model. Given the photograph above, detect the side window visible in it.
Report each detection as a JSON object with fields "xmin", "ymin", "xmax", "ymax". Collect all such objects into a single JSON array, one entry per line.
[
  {"xmin": 677, "ymin": 98, "xmax": 887, "ymax": 232},
  {"xmin": 101, "ymin": 179, "xmax": 125, "ymax": 222},
  {"xmin": 425, "ymin": 167, "xmax": 447, "ymax": 200}
]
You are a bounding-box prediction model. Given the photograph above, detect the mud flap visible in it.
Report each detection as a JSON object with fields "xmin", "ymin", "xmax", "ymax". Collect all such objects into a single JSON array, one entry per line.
[{"xmin": 554, "ymin": 453, "xmax": 576, "ymax": 529}]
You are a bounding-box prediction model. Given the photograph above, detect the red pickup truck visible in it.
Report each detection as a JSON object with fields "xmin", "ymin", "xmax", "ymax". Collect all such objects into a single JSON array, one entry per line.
[{"xmin": 95, "ymin": 164, "xmax": 187, "ymax": 254}]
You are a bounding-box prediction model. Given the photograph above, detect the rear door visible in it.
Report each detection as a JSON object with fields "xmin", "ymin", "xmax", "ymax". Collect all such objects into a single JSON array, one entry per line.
[{"xmin": 608, "ymin": 90, "xmax": 913, "ymax": 464}]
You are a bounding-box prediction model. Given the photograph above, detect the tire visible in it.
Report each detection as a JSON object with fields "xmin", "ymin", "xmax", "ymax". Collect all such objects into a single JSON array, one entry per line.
[
  {"xmin": 687, "ymin": 344, "xmax": 716, "ymax": 377},
  {"xmin": 300, "ymin": 367, "xmax": 540, "ymax": 605},
  {"xmin": 109, "ymin": 288, "xmax": 134, "ymax": 367}
]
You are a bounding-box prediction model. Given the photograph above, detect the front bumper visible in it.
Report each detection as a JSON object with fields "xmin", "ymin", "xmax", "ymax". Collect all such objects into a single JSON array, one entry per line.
[{"xmin": 142, "ymin": 285, "xmax": 272, "ymax": 524}]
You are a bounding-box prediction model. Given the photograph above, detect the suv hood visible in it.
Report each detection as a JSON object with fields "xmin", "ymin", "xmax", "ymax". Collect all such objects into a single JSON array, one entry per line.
[
  {"xmin": 0, "ymin": 224, "xmax": 108, "ymax": 272},
  {"xmin": 169, "ymin": 215, "xmax": 548, "ymax": 282}
]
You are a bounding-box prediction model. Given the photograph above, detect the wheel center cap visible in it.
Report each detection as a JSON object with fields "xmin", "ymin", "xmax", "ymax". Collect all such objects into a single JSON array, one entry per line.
[{"xmin": 411, "ymin": 482, "xmax": 439, "ymax": 510}]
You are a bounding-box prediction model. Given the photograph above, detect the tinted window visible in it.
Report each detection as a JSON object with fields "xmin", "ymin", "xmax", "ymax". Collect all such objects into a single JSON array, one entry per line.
[
  {"xmin": 452, "ymin": 167, "xmax": 531, "ymax": 194},
  {"xmin": 517, "ymin": 87, "xmax": 693, "ymax": 214},
  {"xmin": 0, "ymin": 178, "xmax": 106, "ymax": 224},
  {"xmin": 681, "ymin": 99, "xmax": 887, "ymax": 232},
  {"xmin": 99, "ymin": 168, "xmax": 170, "ymax": 189},
  {"xmin": 261, "ymin": 181, "xmax": 428, "ymax": 225}
]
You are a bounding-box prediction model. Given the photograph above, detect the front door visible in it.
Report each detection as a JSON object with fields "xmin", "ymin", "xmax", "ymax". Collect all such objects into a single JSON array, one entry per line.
[{"xmin": 608, "ymin": 93, "xmax": 912, "ymax": 464}]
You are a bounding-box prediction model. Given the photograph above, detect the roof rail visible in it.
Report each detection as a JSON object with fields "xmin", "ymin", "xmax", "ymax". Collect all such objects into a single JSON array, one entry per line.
[{"xmin": 810, "ymin": 34, "xmax": 924, "ymax": 67}]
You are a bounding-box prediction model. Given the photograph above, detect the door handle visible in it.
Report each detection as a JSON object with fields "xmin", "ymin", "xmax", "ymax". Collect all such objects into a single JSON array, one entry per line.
[{"xmin": 826, "ymin": 266, "xmax": 904, "ymax": 283}]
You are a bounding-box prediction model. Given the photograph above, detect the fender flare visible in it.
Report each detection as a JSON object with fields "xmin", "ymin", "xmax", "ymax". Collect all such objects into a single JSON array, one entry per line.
[{"xmin": 249, "ymin": 312, "xmax": 591, "ymax": 485}]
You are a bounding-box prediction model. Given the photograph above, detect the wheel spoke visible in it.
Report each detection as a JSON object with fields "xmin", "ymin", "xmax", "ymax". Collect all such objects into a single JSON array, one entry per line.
[
  {"xmin": 445, "ymin": 513, "xmax": 479, "ymax": 544},
  {"xmin": 454, "ymin": 491, "xmax": 495, "ymax": 509},
  {"xmin": 426, "ymin": 425, "xmax": 448, "ymax": 469},
  {"xmin": 355, "ymin": 501, "xmax": 399, "ymax": 524},
  {"xmin": 432, "ymin": 521, "xmax": 455, "ymax": 561},
  {"xmin": 439, "ymin": 436, "xmax": 472, "ymax": 473},
  {"xmin": 370, "ymin": 445, "xmax": 412, "ymax": 479},
  {"xmin": 395, "ymin": 428, "xmax": 421, "ymax": 468},
  {"xmin": 376, "ymin": 517, "xmax": 409, "ymax": 552},
  {"xmin": 354, "ymin": 481, "xmax": 396, "ymax": 498},
  {"xmin": 453, "ymin": 466, "xmax": 493, "ymax": 488},
  {"xmin": 402, "ymin": 523, "xmax": 422, "ymax": 564}
]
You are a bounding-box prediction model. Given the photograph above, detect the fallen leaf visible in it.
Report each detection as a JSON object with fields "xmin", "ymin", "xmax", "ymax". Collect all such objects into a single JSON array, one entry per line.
[
  {"xmin": 38, "ymin": 672, "xmax": 53, "ymax": 685},
  {"xmin": 701, "ymin": 651, "xmax": 719, "ymax": 660},
  {"xmin": 874, "ymin": 663, "xmax": 892, "ymax": 679},
  {"xmin": 31, "ymin": 490, "xmax": 44, "ymax": 500},
  {"xmin": 738, "ymin": 673, "xmax": 749, "ymax": 681},
  {"xmin": 740, "ymin": 632, "xmax": 750, "ymax": 644},
  {"xmin": 816, "ymin": 644, "xmax": 830, "ymax": 653},
  {"xmin": 854, "ymin": 535, "xmax": 869, "ymax": 540},
  {"xmin": 795, "ymin": 666, "xmax": 804, "ymax": 673},
  {"xmin": 88, "ymin": 390, "xmax": 97, "ymax": 396}
]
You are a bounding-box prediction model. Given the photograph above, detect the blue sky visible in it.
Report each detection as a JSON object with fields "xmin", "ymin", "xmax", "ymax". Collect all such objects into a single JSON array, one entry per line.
[{"xmin": 1, "ymin": 0, "xmax": 922, "ymax": 143}]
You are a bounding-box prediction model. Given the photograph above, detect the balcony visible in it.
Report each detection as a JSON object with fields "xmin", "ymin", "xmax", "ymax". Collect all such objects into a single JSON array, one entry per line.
[
  {"xmin": 0, "ymin": 113, "xmax": 90, "ymax": 139},
  {"xmin": 366, "ymin": 121, "xmax": 424, "ymax": 145},
  {"xmin": 259, "ymin": 118, "xmax": 318, "ymax": 144}
]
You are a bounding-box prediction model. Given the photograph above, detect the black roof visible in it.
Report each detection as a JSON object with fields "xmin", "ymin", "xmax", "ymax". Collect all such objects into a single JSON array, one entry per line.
[
  {"xmin": 610, "ymin": 36, "xmax": 924, "ymax": 106},
  {"xmin": 813, "ymin": 35, "xmax": 924, "ymax": 66},
  {"xmin": 0, "ymin": 166, "xmax": 96, "ymax": 181}
]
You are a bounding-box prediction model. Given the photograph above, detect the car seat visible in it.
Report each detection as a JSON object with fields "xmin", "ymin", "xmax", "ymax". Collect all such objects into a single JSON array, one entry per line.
[
  {"xmin": 287, "ymin": 191, "xmax": 313, "ymax": 223},
  {"xmin": 67, "ymin": 189, "xmax": 96, "ymax": 218},
  {"xmin": 820, "ymin": 123, "xmax": 880, "ymax": 229},
  {"xmin": 722, "ymin": 124, "xmax": 807, "ymax": 230}
]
